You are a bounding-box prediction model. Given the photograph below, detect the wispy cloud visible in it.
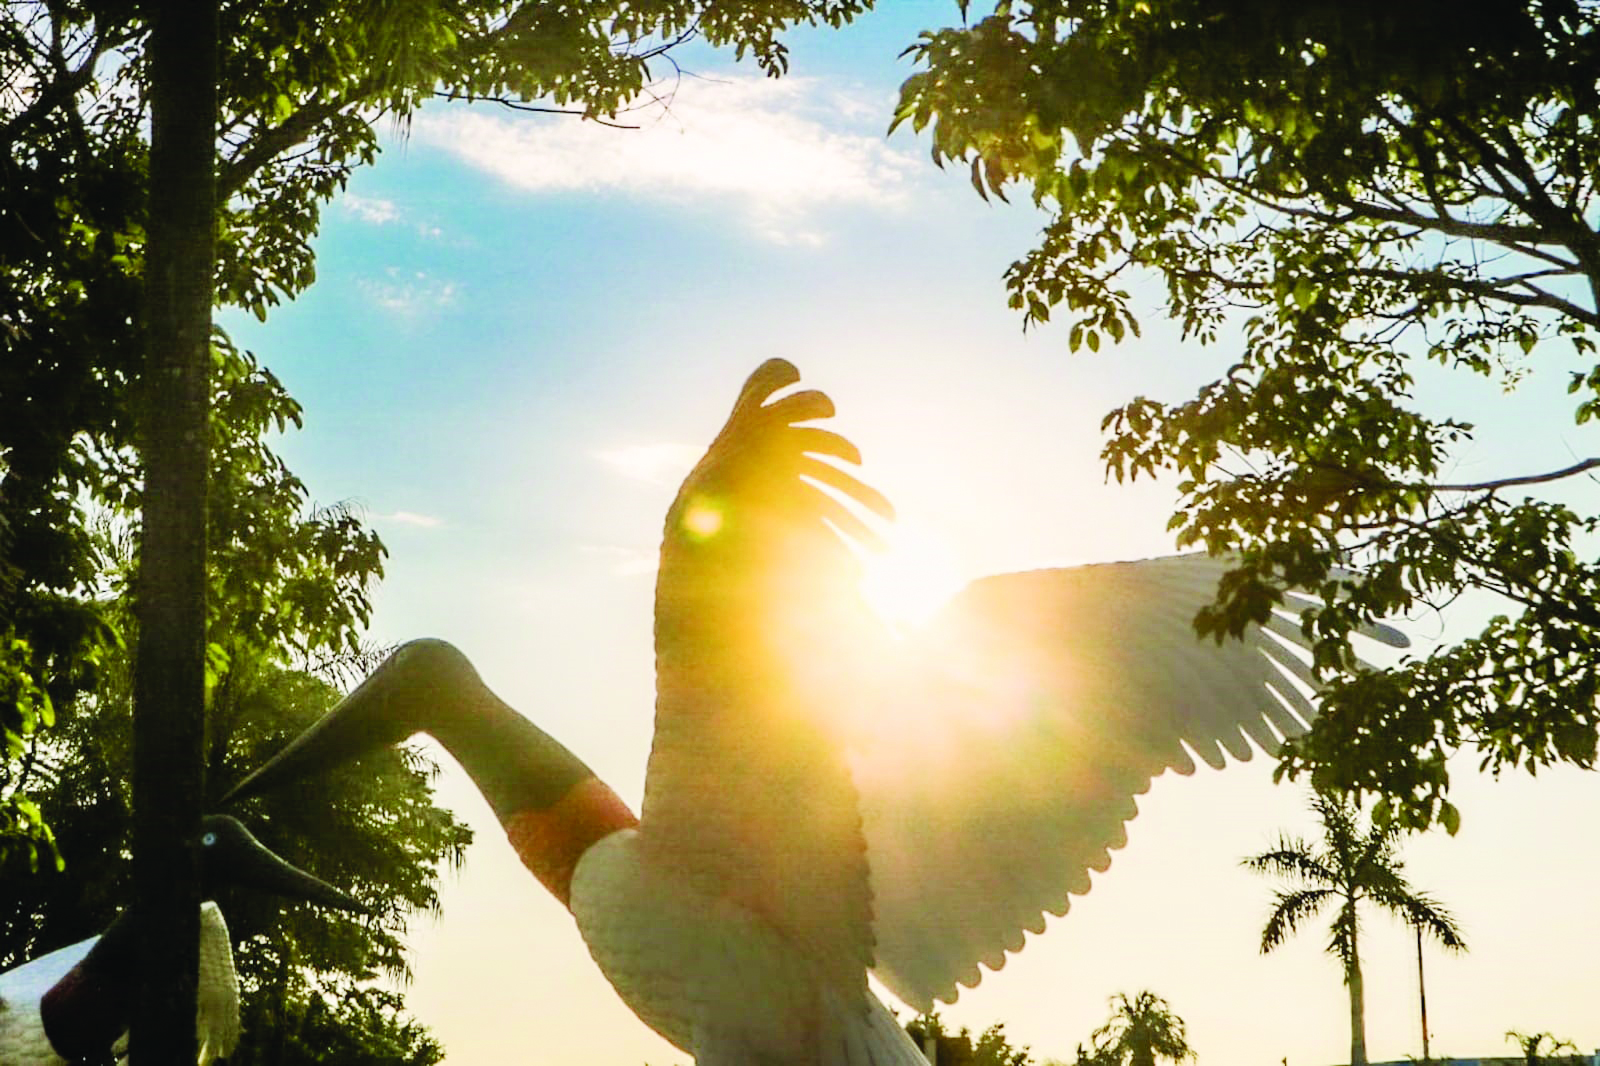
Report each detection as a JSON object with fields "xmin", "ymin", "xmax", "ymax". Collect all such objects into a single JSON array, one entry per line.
[
  {"xmin": 358, "ymin": 268, "xmax": 459, "ymax": 315},
  {"xmin": 411, "ymin": 76, "xmax": 915, "ymax": 243},
  {"xmin": 595, "ymin": 443, "xmax": 702, "ymax": 486},
  {"xmin": 339, "ymin": 192, "xmax": 445, "ymax": 239},
  {"xmin": 375, "ymin": 509, "xmax": 446, "ymax": 528},
  {"xmin": 342, "ymin": 193, "xmax": 402, "ymax": 225}
]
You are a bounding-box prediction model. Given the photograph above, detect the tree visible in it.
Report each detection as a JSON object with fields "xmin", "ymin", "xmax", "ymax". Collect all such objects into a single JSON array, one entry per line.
[
  {"xmin": 894, "ymin": 1, "xmax": 1600, "ymax": 830},
  {"xmin": 0, "ymin": 347, "xmax": 465, "ymax": 1061},
  {"xmin": 906, "ymin": 1013, "xmax": 1037, "ymax": 1066},
  {"xmin": 1, "ymin": 645, "xmax": 470, "ymax": 1066},
  {"xmin": 1243, "ymin": 792, "xmax": 1465, "ymax": 1066},
  {"xmin": 134, "ymin": 1, "xmax": 221, "ymax": 1057},
  {"xmin": 1506, "ymin": 1030, "xmax": 1581, "ymax": 1066},
  {"xmin": 1073, "ymin": 992, "xmax": 1193, "ymax": 1066}
]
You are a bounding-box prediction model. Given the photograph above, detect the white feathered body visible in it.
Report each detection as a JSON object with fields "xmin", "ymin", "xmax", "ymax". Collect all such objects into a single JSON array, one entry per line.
[
  {"xmin": 572, "ymin": 830, "xmax": 925, "ymax": 1066},
  {"xmin": 0, "ymin": 938, "xmax": 83, "ymax": 1066}
]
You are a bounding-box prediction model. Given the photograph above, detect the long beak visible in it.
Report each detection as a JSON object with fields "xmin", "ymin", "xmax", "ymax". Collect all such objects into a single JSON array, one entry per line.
[
  {"xmin": 204, "ymin": 815, "xmax": 367, "ymax": 913},
  {"xmin": 223, "ymin": 640, "xmax": 457, "ymax": 804}
]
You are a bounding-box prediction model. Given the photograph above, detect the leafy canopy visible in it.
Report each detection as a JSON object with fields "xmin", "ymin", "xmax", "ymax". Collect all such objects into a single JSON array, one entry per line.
[{"xmin": 897, "ymin": 0, "xmax": 1600, "ymax": 829}]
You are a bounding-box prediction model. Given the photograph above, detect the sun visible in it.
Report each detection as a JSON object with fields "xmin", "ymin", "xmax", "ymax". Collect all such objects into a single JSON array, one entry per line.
[{"xmin": 857, "ymin": 522, "xmax": 963, "ymax": 630}]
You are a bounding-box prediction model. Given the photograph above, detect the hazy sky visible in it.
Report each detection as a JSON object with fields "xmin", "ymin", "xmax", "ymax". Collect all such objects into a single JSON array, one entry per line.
[{"xmin": 223, "ymin": 6, "xmax": 1600, "ymax": 1064}]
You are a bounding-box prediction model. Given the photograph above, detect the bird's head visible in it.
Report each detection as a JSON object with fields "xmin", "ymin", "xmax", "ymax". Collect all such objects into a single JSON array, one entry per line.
[{"xmin": 200, "ymin": 814, "xmax": 366, "ymax": 913}]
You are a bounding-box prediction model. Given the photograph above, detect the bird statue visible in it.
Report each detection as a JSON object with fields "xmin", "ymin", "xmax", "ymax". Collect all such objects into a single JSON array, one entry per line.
[
  {"xmin": 224, "ymin": 359, "xmax": 1405, "ymax": 1065},
  {"xmin": 0, "ymin": 814, "xmax": 364, "ymax": 1065}
]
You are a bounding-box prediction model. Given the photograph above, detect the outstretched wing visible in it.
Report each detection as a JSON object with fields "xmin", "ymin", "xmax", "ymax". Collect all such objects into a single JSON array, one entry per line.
[
  {"xmin": 640, "ymin": 359, "xmax": 894, "ymax": 994},
  {"xmin": 637, "ymin": 360, "xmax": 1405, "ymax": 1014},
  {"xmin": 854, "ymin": 553, "xmax": 1408, "ymax": 1011}
]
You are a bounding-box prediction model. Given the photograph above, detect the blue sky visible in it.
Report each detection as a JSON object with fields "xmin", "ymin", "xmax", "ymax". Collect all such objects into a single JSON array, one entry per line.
[{"xmin": 223, "ymin": 7, "xmax": 1600, "ymax": 1064}]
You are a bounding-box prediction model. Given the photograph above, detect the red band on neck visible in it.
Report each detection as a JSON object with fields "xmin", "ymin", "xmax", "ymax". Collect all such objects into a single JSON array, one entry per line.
[{"xmin": 502, "ymin": 777, "xmax": 638, "ymax": 906}]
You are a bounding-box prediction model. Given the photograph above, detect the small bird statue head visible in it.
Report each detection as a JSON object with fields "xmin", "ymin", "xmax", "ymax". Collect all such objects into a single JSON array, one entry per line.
[
  {"xmin": 197, "ymin": 814, "xmax": 365, "ymax": 913},
  {"xmin": 28, "ymin": 815, "xmax": 365, "ymax": 1065}
]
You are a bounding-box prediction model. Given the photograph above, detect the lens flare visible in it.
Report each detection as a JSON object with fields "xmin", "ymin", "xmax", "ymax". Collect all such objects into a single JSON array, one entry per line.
[
  {"xmin": 858, "ymin": 523, "xmax": 962, "ymax": 630},
  {"xmin": 682, "ymin": 498, "xmax": 724, "ymax": 540}
]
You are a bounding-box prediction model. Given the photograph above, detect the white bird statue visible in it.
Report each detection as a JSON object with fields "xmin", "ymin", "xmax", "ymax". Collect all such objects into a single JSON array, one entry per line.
[
  {"xmin": 224, "ymin": 360, "xmax": 1405, "ymax": 1066},
  {"xmin": 0, "ymin": 814, "xmax": 364, "ymax": 1065}
]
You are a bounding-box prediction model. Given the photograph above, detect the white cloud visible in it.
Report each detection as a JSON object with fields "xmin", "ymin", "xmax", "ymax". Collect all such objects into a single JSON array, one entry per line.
[
  {"xmin": 410, "ymin": 76, "xmax": 915, "ymax": 243},
  {"xmin": 340, "ymin": 193, "xmax": 446, "ymax": 239},
  {"xmin": 595, "ymin": 443, "xmax": 703, "ymax": 486},
  {"xmin": 341, "ymin": 193, "xmax": 402, "ymax": 225},
  {"xmin": 358, "ymin": 268, "xmax": 459, "ymax": 314},
  {"xmin": 376, "ymin": 510, "xmax": 445, "ymax": 528}
]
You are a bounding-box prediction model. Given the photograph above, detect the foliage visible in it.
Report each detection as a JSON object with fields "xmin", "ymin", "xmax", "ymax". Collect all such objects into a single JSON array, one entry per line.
[
  {"xmin": 1, "ymin": 348, "xmax": 460, "ymax": 1052},
  {"xmin": 896, "ymin": 0, "xmax": 1600, "ymax": 829},
  {"xmin": 0, "ymin": 0, "xmax": 873, "ymax": 867},
  {"xmin": 908, "ymin": 1013, "xmax": 1038, "ymax": 1066},
  {"xmin": 0, "ymin": 511, "xmax": 60, "ymax": 873},
  {"xmin": 0, "ymin": 631, "xmax": 472, "ymax": 1063},
  {"xmin": 0, "ymin": 632, "xmax": 64, "ymax": 875},
  {"xmin": 232, "ymin": 982, "xmax": 443, "ymax": 1066},
  {"xmin": 1506, "ymin": 1030, "xmax": 1581, "ymax": 1066},
  {"xmin": 1243, "ymin": 791, "xmax": 1465, "ymax": 1066},
  {"xmin": 1070, "ymin": 992, "xmax": 1193, "ymax": 1066},
  {"xmin": 0, "ymin": 333, "xmax": 384, "ymax": 872}
]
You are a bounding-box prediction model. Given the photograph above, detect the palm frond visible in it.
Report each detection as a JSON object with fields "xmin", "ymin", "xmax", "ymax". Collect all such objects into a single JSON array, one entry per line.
[
  {"xmin": 1241, "ymin": 837, "xmax": 1338, "ymax": 887},
  {"xmin": 1392, "ymin": 891, "xmax": 1467, "ymax": 951},
  {"xmin": 1260, "ymin": 887, "xmax": 1334, "ymax": 952},
  {"xmin": 1325, "ymin": 897, "xmax": 1362, "ymax": 978}
]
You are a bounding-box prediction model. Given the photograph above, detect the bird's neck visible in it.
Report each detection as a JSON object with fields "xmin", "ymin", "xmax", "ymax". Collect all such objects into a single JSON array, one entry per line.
[
  {"xmin": 38, "ymin": 912, "xmax": 138, "ymax": 1062},
  {"xmin": 429, "ymin": 692, "xmax": 637, "ymax": 908},
  {"xmin": 501, "ymin": 777, "xmax": 637, "ymax": 906}
]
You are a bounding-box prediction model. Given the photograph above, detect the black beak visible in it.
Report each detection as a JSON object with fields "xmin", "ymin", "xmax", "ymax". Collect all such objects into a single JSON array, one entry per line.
[{"xmin": 201, "ymin": 815, "xmax": 367, "ymax": 914}]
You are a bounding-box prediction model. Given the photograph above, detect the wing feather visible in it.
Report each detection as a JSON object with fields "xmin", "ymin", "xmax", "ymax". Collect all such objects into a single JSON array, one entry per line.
[
  {"xmin": 643, "ymin": 359, "xmax": 888, "ymax": 995},
  {"xmin": 856, "ymin": 554, "xmax": 1407, "ymax": 1011}
]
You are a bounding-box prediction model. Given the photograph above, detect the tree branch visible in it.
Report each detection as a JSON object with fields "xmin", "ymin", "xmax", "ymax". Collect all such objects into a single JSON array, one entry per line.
[
  {"xmin": 428, "ymin": 90, "xmax": 640, "ymax": 128},
  {"xmin": 1352, "ymin": 266, "xmax": 1600, "ymax": 327},
  {"xmin": 0, "ymin": 22, "xmax": 104, "ymax": 154},
  {"xmin": 1434, "ymin": 457, "xmax": 1600, "ymax": 493},
  {"xmin": 216, "ymin": 92, "xmax": 346, "ymax": 202}
]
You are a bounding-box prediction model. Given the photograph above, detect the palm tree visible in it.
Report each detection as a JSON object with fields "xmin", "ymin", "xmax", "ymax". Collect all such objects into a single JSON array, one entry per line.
[
  {"xmin": 1080, "ymin": 992, "xmax": 1194, "ymax": 1066},
  {"xmin": 1506, "ymin": 1030, "xmax": 1579, "ymax": 1066},
  {"xmin": 1243, "ymin": 792, "xmax": 1466, "ymax": 1066}
]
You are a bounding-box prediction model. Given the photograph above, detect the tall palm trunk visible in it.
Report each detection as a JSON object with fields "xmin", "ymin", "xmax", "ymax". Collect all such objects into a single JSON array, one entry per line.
[{"xmin": 1344, "ymin": 897, "xmax": 1367, "ymax": 1066}]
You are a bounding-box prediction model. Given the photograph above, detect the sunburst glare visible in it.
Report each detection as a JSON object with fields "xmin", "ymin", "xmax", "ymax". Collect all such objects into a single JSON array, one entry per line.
[{"xmin": 858, "ymin": 521, "xmax": 963, "ymax": 630}]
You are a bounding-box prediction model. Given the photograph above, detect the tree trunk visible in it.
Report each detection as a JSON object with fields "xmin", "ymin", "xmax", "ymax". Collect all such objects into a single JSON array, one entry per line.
[
  {"xmin": 1417, "ymin": 925, "xmax": 1430, "ymax": 1065},
  {"xmin": 1346, "ymin": 916, "xmax": 1368, "ymax": 1066},
  {"xmin": 130, "ymin": 0, "xmax": 218, "ymax": 1062}
]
